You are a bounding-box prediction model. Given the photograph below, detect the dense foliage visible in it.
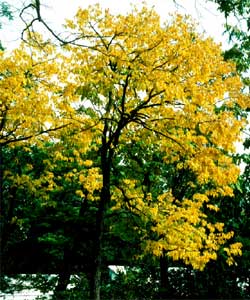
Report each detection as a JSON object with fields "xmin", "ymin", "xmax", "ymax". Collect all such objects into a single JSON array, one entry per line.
[{"xmin": 1, "ymin": 2, "xmax": 249, "ymax": 299}]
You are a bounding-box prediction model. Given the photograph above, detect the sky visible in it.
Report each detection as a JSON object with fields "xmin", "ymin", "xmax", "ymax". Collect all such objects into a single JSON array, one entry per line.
[{"xmin": 1, "ymin": 0, "xmax": 228, "ymax": 50}]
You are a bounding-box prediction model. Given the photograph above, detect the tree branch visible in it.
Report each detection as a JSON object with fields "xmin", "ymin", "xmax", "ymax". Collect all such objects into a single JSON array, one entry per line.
[{"xmin": 0, "ymin": 123, "xmax": 71, "ymax": 147}]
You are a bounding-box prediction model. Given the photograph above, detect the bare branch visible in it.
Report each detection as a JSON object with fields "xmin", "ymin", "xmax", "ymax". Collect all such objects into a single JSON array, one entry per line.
[{"xmin": 0, "ymin": 123, "xmax": 71, "ymax": 147}]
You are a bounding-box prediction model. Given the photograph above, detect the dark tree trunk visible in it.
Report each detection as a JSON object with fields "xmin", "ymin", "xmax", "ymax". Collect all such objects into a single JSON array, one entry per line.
[
  {"xmin": 92, "ymin": 130, "xmax": 112, "ymax": 300},
  {"xmin": 0, "ymin": 146, "xmax": 3, "ymax": 272},
  {"xmin": 90, "ymin": 97, "xmax": 128, "ymax": 299},
  {"xmin": 92, "ymin": 194, "xmax": 106, "ymax": 300},
  {"xmin": 54, "ymin": 245, "xmax": 71, "ymax": 299},
  {"xmin": 0, "ymin": 166, "xmax": 17, "ymax": 270},
  {"xmin": 159, "ymin": 254, "xmax": 169, "ymax": 299},
  {"xmin": 55, "ymin": 271, "xmax": 71, "ymax": 292},
  {"xmin": 53, "ymin": 271, "xmax": 71, "ymax": 300}
]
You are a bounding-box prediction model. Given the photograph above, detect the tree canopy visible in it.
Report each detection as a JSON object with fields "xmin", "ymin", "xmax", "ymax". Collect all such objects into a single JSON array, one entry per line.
[{"xmin": 1, "ymin": 2, "xmax": 249, "ymax": 300}]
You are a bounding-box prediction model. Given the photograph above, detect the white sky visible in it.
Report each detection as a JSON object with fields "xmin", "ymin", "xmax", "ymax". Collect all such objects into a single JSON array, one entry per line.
[{"xmin": 1, "ymin": 0, "xmax": 228, "ymax": 49}]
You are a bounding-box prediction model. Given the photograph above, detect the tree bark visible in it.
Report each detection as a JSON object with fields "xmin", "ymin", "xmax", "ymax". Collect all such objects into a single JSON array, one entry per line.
[
  {"xmin": 92, "ymin": 129, "xmax": 112, "ymax": 300},
  {"xmin": 54, "ymin": 245, "xmax": 71, "ymax": 299},
  {"xmin": 55, "ymin": 271, "xmax": 71, "ymax": 292},
  {"xmin": 90, "ymin": 92, "xmax": 128, "ymax": 299},
  {"xmin": 92, "ymin": 194, "xmax": 105, "ymax": 300},
  {"xmin": 159, "ymin": 253, "xmax": 169, "ymax": 299}
]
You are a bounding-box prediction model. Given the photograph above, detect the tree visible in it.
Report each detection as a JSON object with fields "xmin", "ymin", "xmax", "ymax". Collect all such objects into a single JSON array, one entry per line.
[
  {"xmin": 209, "ymin": 0, "xmax": 250, "ymax": 74},
  {"xmin": 0, "ymin": 41, "xmax": 78, "ymax": 279},
  {"xmin": 1, "ymin": 3, "xmax": 249, "ymax": 299},
  {"xmin": 0, "ymin": 36, "xmax": 96, "ymax": 300},
  {"xmin": 51, "ymin": 5, "xmax": 247, "ymax": 299},
  {"xmin": 210, "ymin": 136, "xmax": 250, "ymax": 298},
  {"xmin": 0, "ymin": 134, "xmax": 100, "ymax": 296},
  {"xmin": 0, "ymin": 1, "xmax": 13, "ymax": 50}
]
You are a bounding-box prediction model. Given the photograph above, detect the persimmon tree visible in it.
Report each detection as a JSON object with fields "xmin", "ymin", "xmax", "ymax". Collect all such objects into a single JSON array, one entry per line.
[{"xmin": 2, "ymin": 3, "xmax": 249, "ymax": 300}]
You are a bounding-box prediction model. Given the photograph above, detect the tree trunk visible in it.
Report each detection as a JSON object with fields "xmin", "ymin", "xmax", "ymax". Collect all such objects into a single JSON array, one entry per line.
[
  {"xmin": 55, "ymin": 271, "xmax": 71, "ymax": 292},
  {"xmin": 92, "ymin": 133, "xmax": 112, "ymax": 300},
  {"xmin": 0, "ymin": 164, "xmax": 17, "ymax": 269},
  {"xmin": 92, "ymin": 198, "xmax": 105, "ymax": 300},
  {"xmin": 159, "ymin": 253, "xmax": 169, "ymax": 299},
  {"xmin": 90, "ymin": 106, "xmax": 125, "ymax": 299},
  {"xmin": 54, "ymin": 246, "xmax": 71, "ymax": 299}
]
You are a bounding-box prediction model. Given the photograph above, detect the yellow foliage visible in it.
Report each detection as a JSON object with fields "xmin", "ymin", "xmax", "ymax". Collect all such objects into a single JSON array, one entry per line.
[
  {"xmin": 79, "ymin": 167, "xmax": 103, "ymax": 200},
  {"xmin": 143, "ymin": 190, "xmax": 239, "ymax": 270},
  {"xmin": 2, "ymin": 3, "xmax": 248, "ymax": 272}
]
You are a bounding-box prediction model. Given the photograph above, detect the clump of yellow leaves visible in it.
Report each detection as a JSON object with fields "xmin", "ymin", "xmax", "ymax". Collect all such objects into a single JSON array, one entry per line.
[
  {"xmin": 143, "ymin": 191, "xmax": 242, "ymax": 270},
  {"xmin": 78, "ymin": 167, "xmax": 102, "ymax": 201},
  {"xmin": 2, "ymin": 2, "xmax": 248, "ymax": 272},
  {"xmin": 0, "ymin": 42, "xmax": 62, "ymax": 146}
]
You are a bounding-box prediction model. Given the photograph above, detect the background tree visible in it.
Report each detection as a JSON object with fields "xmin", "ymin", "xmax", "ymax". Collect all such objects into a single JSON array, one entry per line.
[
  {"xmin": 0, "ymin": 1, "xmax": 13, "ymax": 50},
  {"xmin": 209, "ymin": 0, "xmax": 250, "ymax": 75}
]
